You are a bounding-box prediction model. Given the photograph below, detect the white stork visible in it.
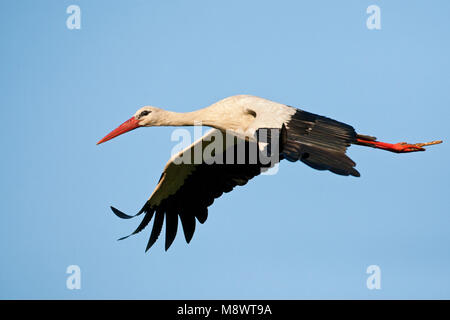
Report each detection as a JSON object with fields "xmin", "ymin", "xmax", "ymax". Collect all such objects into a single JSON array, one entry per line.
[{"xmin": 97, "ymin": 95, "xmax": 441, "ymax": 251}]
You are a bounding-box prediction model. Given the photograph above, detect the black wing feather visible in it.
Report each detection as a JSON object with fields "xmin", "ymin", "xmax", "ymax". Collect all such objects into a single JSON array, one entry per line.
[
  {"xmin": 146, "ymin": 209, "xmax": 164, "ymax": 252},
  {"xmin": 179, "ymin": 210, "xmax": 196, "ymax": 243},
  {"xmin": 164, "ymin": 208, "xmax": 178, "ymax": 251},
  {"xmin": 118, "ymin": 208, "xmax": 154, "ymax": 241},
  {"xmin": 282, "ymin": 108, "xmax": 360, "ymax": 177}
]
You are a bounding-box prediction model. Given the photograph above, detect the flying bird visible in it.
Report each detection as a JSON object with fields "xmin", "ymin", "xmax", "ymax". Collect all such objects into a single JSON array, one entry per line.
[{"xmin": 97, "ymin": 95, "xmax": 442, "ymax": 251}]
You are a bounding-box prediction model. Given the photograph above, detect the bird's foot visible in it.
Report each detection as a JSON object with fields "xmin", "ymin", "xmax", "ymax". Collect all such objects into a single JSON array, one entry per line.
[
  {"xmin": 392, "ymin": 140, "xmax": 442, "ymax": 153},
  {"xmin": 356, "ymin": 138, "xmax": 442, "ymax": 153}
]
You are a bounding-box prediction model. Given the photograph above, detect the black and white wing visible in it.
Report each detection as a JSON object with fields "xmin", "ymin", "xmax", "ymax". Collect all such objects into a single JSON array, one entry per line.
[{"xmin": 111, "ymin": 129, "xmax": 276, "ymax": 251}]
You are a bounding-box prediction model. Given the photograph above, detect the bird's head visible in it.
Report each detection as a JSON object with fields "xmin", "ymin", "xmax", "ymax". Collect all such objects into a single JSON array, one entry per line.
[
  {"xmin": 133, "ymin": 106, "xmax": 167, "ymax": 126},
  {"xmin": 97, "ymin": 106, "xmax": 163, "ymax": 145}
]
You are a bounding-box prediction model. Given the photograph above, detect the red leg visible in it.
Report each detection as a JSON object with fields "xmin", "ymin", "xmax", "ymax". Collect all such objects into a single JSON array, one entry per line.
[{"xmin": 356, "ymin": 138, "xmax": 442, "ymax": 153}]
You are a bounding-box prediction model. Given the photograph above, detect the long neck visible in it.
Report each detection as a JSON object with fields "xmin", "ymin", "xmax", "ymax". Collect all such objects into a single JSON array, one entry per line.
[
  {"xmin": 154, "ymin": 100, "xmax": 250, "ymax": 132},
  {"xmin": 157, "ymin": 107, "xmax": 244, "ymax": 132},
  {"xmin": 160, "ymin": 109, "xmax": 216, "ymax": 127}
]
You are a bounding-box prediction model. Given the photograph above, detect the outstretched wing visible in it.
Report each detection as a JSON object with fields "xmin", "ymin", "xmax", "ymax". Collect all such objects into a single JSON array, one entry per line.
[{"xmin": 111, "ymin": 129, "xmax": 277, "ymax": 251}]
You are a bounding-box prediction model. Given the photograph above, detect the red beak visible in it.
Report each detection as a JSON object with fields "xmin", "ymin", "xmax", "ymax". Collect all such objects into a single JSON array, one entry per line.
[{"xmin": 97, "ymin": 117, "xmax": 141, "ymax": 145}]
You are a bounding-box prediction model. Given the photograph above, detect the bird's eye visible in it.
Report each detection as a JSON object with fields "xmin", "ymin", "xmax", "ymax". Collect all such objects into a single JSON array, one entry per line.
[{"xmin": 139, "ymin": 110, "xmax": 151, "ymax": 118}]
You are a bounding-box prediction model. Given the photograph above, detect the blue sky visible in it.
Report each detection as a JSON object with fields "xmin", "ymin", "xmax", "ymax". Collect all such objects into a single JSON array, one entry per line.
[{"xmin": 1, "ymin": 0, "xmax": 449, "ymax": 299}]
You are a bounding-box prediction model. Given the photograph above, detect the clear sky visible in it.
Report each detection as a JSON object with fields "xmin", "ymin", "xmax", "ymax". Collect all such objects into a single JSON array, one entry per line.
[{"xmin": 1, "ymin": 0, "xmax": 449, "ymax": 299}]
